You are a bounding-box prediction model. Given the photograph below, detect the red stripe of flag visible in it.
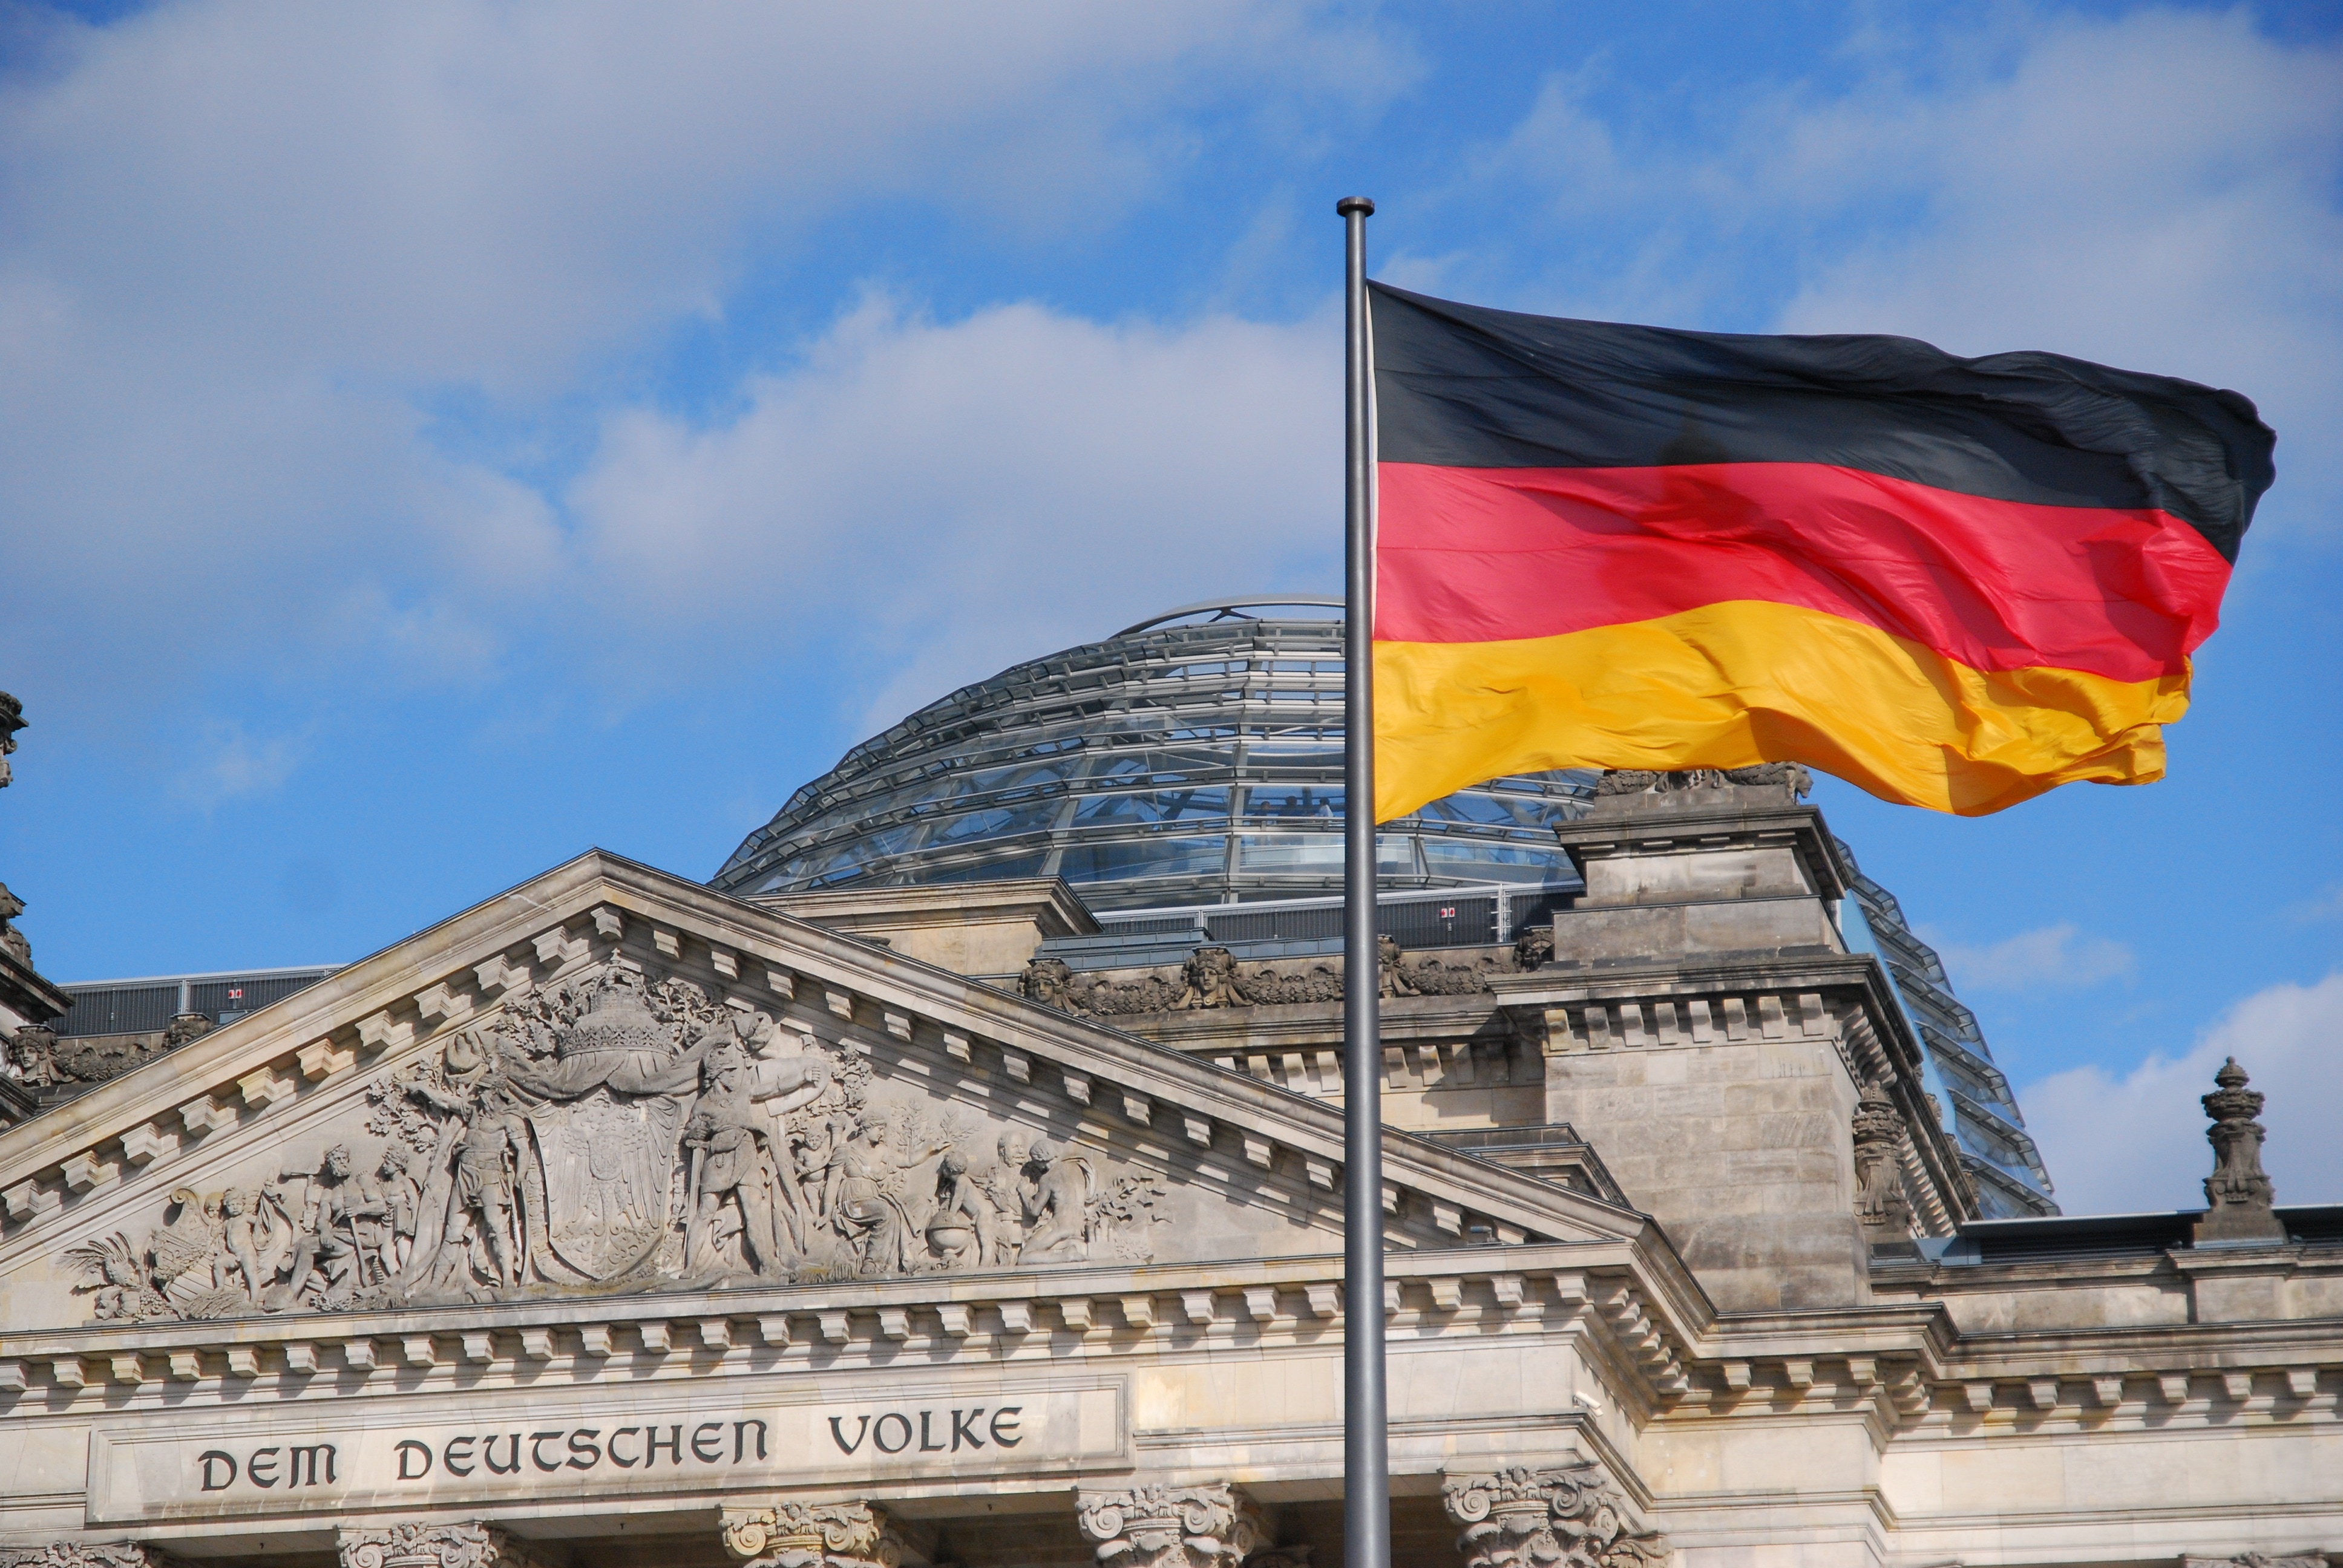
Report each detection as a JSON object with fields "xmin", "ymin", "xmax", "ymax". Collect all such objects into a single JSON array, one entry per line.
[{"xmin": 1375, "ymin": 462, "xmax": 2230, "ymax": 684}]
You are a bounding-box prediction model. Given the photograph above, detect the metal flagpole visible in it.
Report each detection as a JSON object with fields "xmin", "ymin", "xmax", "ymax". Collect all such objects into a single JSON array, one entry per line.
[{"xmin": 1336, "ymin": 192, "xmax": 1389, "ymax": 1568}]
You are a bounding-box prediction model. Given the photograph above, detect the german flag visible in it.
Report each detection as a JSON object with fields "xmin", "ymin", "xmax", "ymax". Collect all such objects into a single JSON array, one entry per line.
[{"xmin": 1369, "ymin": 283, "xmax": 2276, "ymax": 820}]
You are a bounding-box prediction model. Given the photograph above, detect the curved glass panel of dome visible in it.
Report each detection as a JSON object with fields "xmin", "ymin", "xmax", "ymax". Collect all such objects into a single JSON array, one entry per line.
[{"xmin": 710, "ymin": 596, "xmax": 1598, "ymax": 912}]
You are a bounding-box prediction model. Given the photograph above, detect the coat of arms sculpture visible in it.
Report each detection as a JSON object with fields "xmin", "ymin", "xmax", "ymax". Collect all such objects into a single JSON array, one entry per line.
[{"xmin": 68, "ymin": 963, "xmax": 1166, "ymax": 1321}]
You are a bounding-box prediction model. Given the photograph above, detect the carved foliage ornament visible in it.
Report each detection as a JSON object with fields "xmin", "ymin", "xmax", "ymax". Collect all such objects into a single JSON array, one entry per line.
[
  {"xmin": 0, "ymin": 1548, "xmax": 182, "ymax": 1568},
  {"xmin": 1442, "ymin": 1463, "xmax": 1669, "ymax": 1568},
  {"xmin": 1077, "ymin": 1484, "xmax": 1268, "ymax": 1568},
  {"xmin": 336, "ymin": 1524, "xmax": 560, "ymax": 1568},
  {"xmin": 69, "ymin": 962, "xmax": 1165, "ymax": 1322},
  {"xmin": 1021, "ymin": 936, "xmax": 1517, "ymax": 1020},
  {"xmin": 723, "ymin": 1501, "xmax": 923, "ymax": 1568},
  {"xmin": 1592, "ymin": 764, "xmax": 1812, "ymax": 799}
]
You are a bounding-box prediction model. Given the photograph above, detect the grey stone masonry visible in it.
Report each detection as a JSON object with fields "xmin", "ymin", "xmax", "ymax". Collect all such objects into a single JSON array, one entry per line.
[{"xmin": 1488, "ymin": 773, "xmax": 1968, "ymax": 1309}]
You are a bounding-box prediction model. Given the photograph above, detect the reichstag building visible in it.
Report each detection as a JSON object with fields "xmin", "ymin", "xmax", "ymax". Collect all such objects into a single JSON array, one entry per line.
[{"xmin": 0, "ymin": 598, "xmax": 2332, "ymax": 1568}]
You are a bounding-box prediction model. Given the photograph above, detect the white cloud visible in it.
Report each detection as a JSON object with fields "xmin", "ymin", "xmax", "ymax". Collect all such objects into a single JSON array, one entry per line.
[
  {"xmin": 175, "ymin": 722, "xmax": 307, "ymax": 809},
  {"xmin": 2022, "ymin": 972, "xmax": 2343, "ymax": 1214},
  {"xmin": 2289, "ymin": 884, "xmax": 2343, "ymax": 924},
  {"xmin": 1466, "ymin": 8, "xmax": 2342, "ymax": 541},
  {"xmin": 1, "ymin": 1, "xmax": 1398, "ymax": 390},
  {"xmin": 1926, "ymin": 922, "xmax": 2135, "ymax": 993},
  {"xmin": 0, "ymin": 1, "xmax": 1403, "ymax": 717},
  {"xmin": 1775, "ymin": 9, "xmax": 2343, "ymax": 534},
  {"xmin": 567, "ymin": 294, "xmax": 1341, "ymax": 731}
]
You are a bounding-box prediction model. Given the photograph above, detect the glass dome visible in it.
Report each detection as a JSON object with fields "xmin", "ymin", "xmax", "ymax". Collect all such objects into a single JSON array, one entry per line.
[{"xmin": 710, "ymin": 597, "xmax": 1595, "ymax": 910}]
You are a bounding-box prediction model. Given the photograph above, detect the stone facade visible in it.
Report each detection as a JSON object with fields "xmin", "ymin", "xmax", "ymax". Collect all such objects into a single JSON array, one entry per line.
[
  {"xmin": 0, "ymin": 693, "xmax": 68, "ymax": 1128},
  {"xmin": 0, "ymin": 777, "xmax": 2333, "ymax": 1565}
]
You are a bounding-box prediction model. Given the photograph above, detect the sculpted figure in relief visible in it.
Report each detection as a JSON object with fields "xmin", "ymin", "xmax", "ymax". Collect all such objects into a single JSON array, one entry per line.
[
  {"xmin": 1594, "ymin": 763, "xmax": 1812, "ymax": 799},
  {"xmin": 925, "ymin": 1149, "xmax": 1003, "ymax": 1268},
  {"xmin": 827, "ymin": 1114, "xmax": 952, "ymax": 1275},
  {"xmin": 68, "ymin": 959, "xmax": 1165, "ymax": 1321},
  {"xmin": 1019, "ymin": 1136, "xmax": 1095, "ymax": 1262}
]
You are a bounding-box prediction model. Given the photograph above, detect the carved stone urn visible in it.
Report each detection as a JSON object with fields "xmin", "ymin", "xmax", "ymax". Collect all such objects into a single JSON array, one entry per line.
[{"xmin": 2196, "ymin": 1057, "xmax": 2286, "ymax": 1243}]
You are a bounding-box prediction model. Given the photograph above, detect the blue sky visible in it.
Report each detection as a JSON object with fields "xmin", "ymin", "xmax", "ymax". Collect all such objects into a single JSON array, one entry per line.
[{"xmin": 1, "ymin": 1, "xmax": 2338, "ymax": 1212}]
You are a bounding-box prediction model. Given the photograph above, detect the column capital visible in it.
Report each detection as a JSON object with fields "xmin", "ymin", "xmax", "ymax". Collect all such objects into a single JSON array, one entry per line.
[
  {"xmin": 721, "ymin": 1500, "xmax": 930, "ymax": 1568},
  {"xmin": 0, "ymin": 1549, "xmax": 185, "ymax": 1568},
  {"xmin": 1441, "ymin": 1462, "xmax": 1668, "ymax": 1568},
  {"xmin": 1075, "ymin": 1483, "xmax": 1270, "ymax": 1568},
  {"xmin": 337, "ymin": 1523, "xmax": 561, "ymax": 1568}
]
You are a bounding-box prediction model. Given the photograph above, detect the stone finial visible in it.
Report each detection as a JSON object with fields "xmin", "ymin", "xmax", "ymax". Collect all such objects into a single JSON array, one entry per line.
[
  {"xmin": 1852, "ymin": 1079, "xmax": 1913, "ymax": 1238},
  {"xmin": 337, "ymin": 1523, "xmax": 562, "ymax": 1568},
  {"xmin": 0, "ymin": 1547, "xmax": 183, "ymax": 1568},
  {"xmin": 721, "ymin": 1501, "xmax": 930, "ymax": 1568},
  {"xmin": 1076, "ymin": 1483, "xmax": 1268, "ymax": 1568},
  {"xmin": 1442, "ymin": 1462, "xmax": 1668, "ymax": 1568},
  {"xmin": 2195, "ymin": 1057, "xmax": 2286, "ymax": 1244}
]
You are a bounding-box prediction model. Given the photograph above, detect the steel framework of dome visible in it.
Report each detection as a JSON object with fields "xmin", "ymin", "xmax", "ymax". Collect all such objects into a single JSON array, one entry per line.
[{"xmin": 710, "ymin": 598, "xmax": 1596, "ymax": 909}]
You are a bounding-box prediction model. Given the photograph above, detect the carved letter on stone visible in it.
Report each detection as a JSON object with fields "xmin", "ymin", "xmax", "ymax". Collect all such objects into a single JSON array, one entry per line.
[
  {"xmin": 1076, "ymin": 1485, "xmax": 1268, "ymax": 1568},
  {"xmin": 722, "ymin": 1501, "xmax": 929, "ymax": 1568},
  {"xmin": 1442, "ymin": 1463, "xmax": 1669, "ymax": 1568},
  {"xmin": 338, "ymin": 1523, "xmax": 561, "ymax": 1568}
]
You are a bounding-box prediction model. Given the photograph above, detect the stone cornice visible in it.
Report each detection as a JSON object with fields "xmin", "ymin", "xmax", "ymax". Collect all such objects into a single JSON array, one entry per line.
[
  {"xmin": 1106, "ymin": 993, "xmax": 1515, "ymax": 1052},
  {"xmin": 0, "ymin": 1243, "xmax": 1703, "ymax": 1414},
  {"xmin": 753, "ymin": 877, "xmax": 1100, "ymax": 938},
  {"xmin": 0, "ymin": 946, "xmax": 72, "ymax": 1025},
  {"xmin": 1493, "ymin": 944, "xmax": 1970, "ymax": 1227},
  {"xmin": 1554, "ymin": 795, "xmax": 1850, "ymax": 904}
]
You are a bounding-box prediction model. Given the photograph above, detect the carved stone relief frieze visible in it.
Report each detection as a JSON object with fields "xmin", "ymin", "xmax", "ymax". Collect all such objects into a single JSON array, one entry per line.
[
  {"xmin": 2179, "ymin": 1554, "xmax": 2331, "ymax": 1568},
  {"xmin": 1442, "ymin": 1463, "xmax": 1669, "ymax": 1568},
  {"xmin": 1591, "ymin": 764, "xmax": 1812, "ymax": 800},
  {"xmin": 1021, "ymin": 935, "xmax": 1521, "ymax": 1021},
  {"xmin": 723, "ymin": 1501, "xmax": 931, "ymax": 1568},
  {"xmin": 337, "ymin": 1523, "xmax": 561, "ymax": 1568},
  {"xmin": 67, "ymin": 962, "xmax": 1167, "ymax": 1323},
  {"xmin": 1076, "ymin": 1485, "xmax": 1269, "ymax": 1568}
]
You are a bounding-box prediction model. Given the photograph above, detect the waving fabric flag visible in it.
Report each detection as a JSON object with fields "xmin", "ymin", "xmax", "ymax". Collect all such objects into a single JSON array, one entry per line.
[{"xmin": 1369, "ymin": 282, "xmax": 2276, "ymax": 820}]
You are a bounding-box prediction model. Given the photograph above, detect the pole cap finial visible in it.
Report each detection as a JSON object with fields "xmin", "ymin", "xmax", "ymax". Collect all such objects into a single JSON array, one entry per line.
[{"xmin": 1336, "ymin": 196, "xmax": 1375, "ymax": 217}]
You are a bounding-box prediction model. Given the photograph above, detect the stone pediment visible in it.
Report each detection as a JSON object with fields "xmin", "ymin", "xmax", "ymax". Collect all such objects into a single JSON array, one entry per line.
[{"xmin": 0, "ymin": 851, "xmax": 1650, "ymax": 1337}]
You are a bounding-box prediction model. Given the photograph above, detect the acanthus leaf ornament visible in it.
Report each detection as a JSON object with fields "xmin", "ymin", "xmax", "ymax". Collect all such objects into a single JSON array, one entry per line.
[
  {"xmin": 721, "ymin": 1501, "xmax": 926, "ymax": 1568},
  {"xmin": 0, "ymin": 1548, "xmax": 188, "ymax": 1568},
  {"xmin": 335, "ymin": 1522, "xmax": 560, "ymax": 1568},
  {"xmin": 1076, "ymin": 1484, "xmax": 1268, "ymax": 1568},
  {"xmin": 1441, "ymin": 1463, "xmax": 1669, "ymax": 1568}
]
